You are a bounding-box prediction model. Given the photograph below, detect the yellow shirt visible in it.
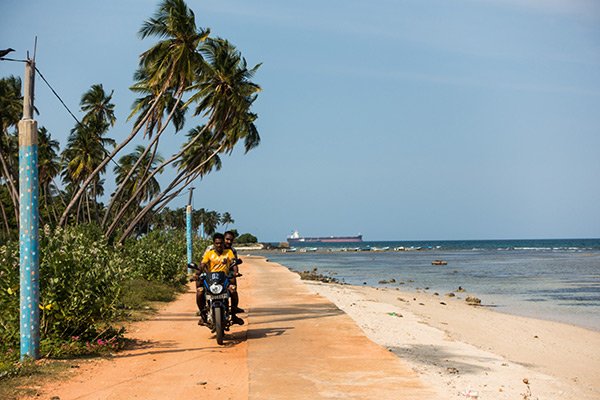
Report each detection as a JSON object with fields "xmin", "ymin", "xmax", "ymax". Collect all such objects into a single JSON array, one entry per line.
[{"xmin": 201, "ymin": 249, "xmax": 235, "ymax": 273}]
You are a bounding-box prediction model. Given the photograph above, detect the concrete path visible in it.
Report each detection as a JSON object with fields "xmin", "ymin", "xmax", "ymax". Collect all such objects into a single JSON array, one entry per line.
[{"xmin": 244, "ymin": 256, "xmax": 433, "ymax": 399}]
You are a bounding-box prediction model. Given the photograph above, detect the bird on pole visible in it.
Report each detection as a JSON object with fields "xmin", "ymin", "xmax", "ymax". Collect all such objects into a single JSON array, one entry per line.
[{"xmin": 0, "ymin": 48, "xmax": 15, "ymax": 58}]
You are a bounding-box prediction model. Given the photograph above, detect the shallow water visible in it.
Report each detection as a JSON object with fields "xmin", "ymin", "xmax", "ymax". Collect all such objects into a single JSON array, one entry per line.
[{"xmin": 258, "ymin": 239, "xmax": 600, "ymax": 331}]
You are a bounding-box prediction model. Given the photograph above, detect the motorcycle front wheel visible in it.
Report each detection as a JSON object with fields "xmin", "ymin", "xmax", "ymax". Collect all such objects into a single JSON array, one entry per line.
[{"xmin": 214, "ymin": 307, "xmax": 224, "ymax": 345}]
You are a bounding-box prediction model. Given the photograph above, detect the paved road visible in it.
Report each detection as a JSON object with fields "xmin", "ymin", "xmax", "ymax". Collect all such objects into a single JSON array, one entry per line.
[{"xmin": 26, "ymin": 256, "xmax": 432, "ymax": 400}]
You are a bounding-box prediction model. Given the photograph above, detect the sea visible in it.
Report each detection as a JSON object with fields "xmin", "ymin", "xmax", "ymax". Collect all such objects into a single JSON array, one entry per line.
[{"xmin": 257, "ymin": 239, "xmax": 600, "ymax": 331}]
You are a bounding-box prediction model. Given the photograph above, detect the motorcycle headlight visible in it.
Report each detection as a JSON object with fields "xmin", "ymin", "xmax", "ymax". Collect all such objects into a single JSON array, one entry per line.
[{"xmin": 209, "ymin": 283, "xmax": 223, "ymax": 294}]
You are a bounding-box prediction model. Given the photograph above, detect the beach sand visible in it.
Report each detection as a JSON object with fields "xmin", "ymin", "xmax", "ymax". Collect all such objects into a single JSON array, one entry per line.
[{"xmin": 302, "ymin": 278, "xmax": 600, "ymax": 399}]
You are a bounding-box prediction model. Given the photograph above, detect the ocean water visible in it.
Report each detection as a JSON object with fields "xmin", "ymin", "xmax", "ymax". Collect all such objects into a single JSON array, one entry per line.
[{"xmin": 258, "ymin": 239, "xmax": 600, "ymax": 331}]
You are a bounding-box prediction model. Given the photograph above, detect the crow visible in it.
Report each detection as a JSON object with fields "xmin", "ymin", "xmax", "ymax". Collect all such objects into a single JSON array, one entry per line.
[{"xmin": 0, "ymin": 48, "xmax": 15, "ymax": 58}]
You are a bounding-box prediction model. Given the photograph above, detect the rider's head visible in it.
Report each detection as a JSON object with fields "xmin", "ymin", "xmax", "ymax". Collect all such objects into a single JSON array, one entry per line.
[
  {"xmin": 212, "ymin": 233, "xmax": 225, "ymax": 253},
  {"xmin": 224, "ymin": 231, "xmax": 235, "ymax": 249}
]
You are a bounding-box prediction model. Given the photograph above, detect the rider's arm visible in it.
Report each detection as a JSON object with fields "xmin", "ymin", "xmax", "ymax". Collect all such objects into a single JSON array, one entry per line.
[
  {"xmin": 199, "ymin": 262, "xmax": 209, "ymax": 274},
  {"xmin": 200, "ymin": 249, "xmax": 212, "ymax": 274}
]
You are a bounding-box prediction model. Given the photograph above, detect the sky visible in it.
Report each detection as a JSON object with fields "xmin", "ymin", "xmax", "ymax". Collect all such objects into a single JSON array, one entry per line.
[{"xmin": 1, "ymin": 0, "xmax": 599, "ymax": 242}]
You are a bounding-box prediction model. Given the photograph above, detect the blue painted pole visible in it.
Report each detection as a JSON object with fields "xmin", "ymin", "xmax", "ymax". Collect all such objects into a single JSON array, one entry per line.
[
  {"xmin": 19, "ymin": 58, "xmax": 40, "ymax": 360},
  {"xmin": 186, "ymin": 205, "xmax": 193, "ymax": 273}
]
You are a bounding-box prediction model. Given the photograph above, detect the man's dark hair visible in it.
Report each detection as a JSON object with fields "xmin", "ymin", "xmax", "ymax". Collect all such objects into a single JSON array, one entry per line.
[
  {"xmin": 213, "ymin": 232, "xmax": 225, "ymax": 242},
  {"xmin": 224, "ymin": 230, "xmax": 236, "ymax": 238}
]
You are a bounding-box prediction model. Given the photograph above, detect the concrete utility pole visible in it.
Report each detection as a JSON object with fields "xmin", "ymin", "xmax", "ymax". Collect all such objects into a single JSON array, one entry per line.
[
  {"xmin": 186, "ymin": 187, "xmax": 195, "ymax": 273},
  {"xmin": 19, "ymin": 54, "xmax": 40, "ymax": 360}
]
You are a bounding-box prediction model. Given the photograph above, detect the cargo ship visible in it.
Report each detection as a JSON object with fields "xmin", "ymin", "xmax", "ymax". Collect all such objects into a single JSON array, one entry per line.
[{"xmin": 287, "ymin": 230, "xmax": 363, "ymax": 244}]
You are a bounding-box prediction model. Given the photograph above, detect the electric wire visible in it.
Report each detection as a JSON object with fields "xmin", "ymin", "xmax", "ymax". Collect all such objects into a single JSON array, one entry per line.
[{"xmin": 34, "ymin": 65, "xmax": 120, "ymax": 168}]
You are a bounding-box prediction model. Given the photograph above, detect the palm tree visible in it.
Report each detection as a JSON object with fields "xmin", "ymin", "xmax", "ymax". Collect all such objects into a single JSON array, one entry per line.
[
  {"xmin": 109, "ymin": 145, "xmax": 163, "ymax": 227},
  {"xmin": 80, "ymin": 84, "xmax": 116, "ymax": 128},
  {"xmin": 221, "ymin": 212, "xmax": 234, "ymax": 230},
  {"xmin": 116, "ymin": 38, "xmax": 261, "ymax": 243},
  {"xmin": 101, "ymin": 67, "xmax": 187, "ymax": 228},
  {"xmin": 98, "ymin": 0, "xmax": 211, "ymax": 234},
  {"xmin": 61, "ymin": 85, "xmax": 116, "ymax": 223},
  {"xmin": 57, "ymin": 0, "xmax": 207, "ymax": 226},
  {"xmin": 37, "ymin": 126, "xmax": 61, "ymax": 224},
  {"xmin": 0, "ymin": 76, "xmax": 23, "ymax": 223}
]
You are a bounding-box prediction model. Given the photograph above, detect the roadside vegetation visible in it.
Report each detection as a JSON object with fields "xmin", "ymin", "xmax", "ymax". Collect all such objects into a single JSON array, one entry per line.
[
  {"xmin": 0, "ymin": 0, "xmax": 262, "ymax": 396},
  {"xmin": 0, "ymin": 226, "xmax": 208, "ymax": 386}
]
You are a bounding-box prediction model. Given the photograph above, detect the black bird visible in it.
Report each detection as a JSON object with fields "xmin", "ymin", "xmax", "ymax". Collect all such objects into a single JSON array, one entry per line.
[{"xmin": 0, "ymin": 48, "xmax": 15, "ymax": 58}]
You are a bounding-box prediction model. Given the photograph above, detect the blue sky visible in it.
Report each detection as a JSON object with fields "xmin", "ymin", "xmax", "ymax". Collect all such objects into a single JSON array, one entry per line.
[{"xmin": 2, "ymin": 0, "xmax": 599, "ymax": 241}]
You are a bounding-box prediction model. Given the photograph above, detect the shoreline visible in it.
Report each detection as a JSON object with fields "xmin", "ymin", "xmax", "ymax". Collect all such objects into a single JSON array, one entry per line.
[{"xmin": 252, "ymin": 256, "xmax": 600, "ymax": 399}]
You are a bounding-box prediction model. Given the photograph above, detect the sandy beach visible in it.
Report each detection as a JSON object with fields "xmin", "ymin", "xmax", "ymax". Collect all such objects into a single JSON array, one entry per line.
[{"xmin": 302, "ymin": 275, "xmax": 600, "ymax": 399}]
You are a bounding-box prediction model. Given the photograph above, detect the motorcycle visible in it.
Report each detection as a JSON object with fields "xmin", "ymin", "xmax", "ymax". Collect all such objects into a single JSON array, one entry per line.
[{"xmin": 188, "ymin": 261, "xmax": 238, "ymax": 345}]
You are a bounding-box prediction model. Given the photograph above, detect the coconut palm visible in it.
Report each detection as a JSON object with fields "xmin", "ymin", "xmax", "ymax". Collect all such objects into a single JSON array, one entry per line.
[
  {"xmin": 58, "ymin": 0, "xmax": 207, "ymax": 226},
  {"xmin": 221, "ymin": 212, "xmax": 234, "ymax": 230},
  {"xmin": 101, "ymin": 67, "xmax": 186, "ymax": 228},
  {"xmin": 114, "ymin": 146, "xmax": 163, "ymax": 203},
  {"xmin": 61, "ymin": 85, "xmax": 116, "ymax": 224},
  {"xmin": 98, "ymin": 0, "xmax": 210, "ymax": 233},
  {"xmin": 80, "ymin": 84, "xmax": 116, "ymax": 128},
  {"xmin": 115, "ymin": 38, "xmax": 261, "ymax": 243},
  {"xmin": 0, "ymin": 76, "xmax": 23, "ymax": 222},
  {"xmin": 37, "ymin": 126, "xmax": 61, "ymax": 224}
]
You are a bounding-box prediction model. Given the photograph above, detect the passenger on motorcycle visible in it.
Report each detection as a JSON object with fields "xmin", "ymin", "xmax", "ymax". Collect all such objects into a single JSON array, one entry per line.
[
  {"xmin": 224, "ymin": 230, "xmax": 244, "ymax": 315},
  {"xmin": 195, "ymin": 233, "xmax": 244, "ymax": 326}
]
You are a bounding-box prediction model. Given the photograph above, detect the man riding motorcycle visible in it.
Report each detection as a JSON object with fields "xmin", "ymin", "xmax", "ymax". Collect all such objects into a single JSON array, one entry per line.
[{"xmin": 195, "ymin": 233, "xmax": 244, "ymax": 326}]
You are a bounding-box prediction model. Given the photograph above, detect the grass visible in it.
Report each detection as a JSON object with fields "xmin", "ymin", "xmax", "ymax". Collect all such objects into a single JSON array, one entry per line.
[
  {"xmin": 0, "ymin": 359, "xmax": 73, "ymax": 400},
  {"xmin": 119, "ymin": 278, "xmax": 185, "ymax": 320}
]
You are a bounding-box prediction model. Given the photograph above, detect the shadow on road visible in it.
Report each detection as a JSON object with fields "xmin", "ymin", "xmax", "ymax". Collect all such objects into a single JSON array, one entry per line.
[{"xmin": 248, "ymin": 302, "xmax": 344, "ymax": 324}]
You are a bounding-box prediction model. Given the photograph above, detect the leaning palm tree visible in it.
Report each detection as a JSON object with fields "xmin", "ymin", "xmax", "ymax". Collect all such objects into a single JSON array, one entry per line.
[
  {"xmin": 58, "ymin": 0, "xmax": 208, "ymax": 227},
  {"xmin": 101, "ymin": 67, "xmax": 187, "ymax": 229},
  {"xmin": 115, "ymin": 37, "xmax": 261, "ymax": 243},
  {"xmin": 109, "ymin": 145, "xmax": 163, "ymax": 228}
]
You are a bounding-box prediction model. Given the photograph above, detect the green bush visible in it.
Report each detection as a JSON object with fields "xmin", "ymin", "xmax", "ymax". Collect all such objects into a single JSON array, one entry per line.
[
  {"xmin": 122, "ymin": 230, "xmax": 195, "ymax": 285},
  {"xmin": 0, "ymin": 225, "xmax": 126, "ymax": 359},
  {"xmin": 0, "ymin": 226, "xmax": 208, "ymax": 364}
]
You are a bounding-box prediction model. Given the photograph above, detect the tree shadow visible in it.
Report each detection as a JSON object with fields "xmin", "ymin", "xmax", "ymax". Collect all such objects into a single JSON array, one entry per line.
[
  {"xmin": 248, "ymin": 303, "xmax": 344, "ymax": 324},
  {"xmin": 244, "ymin": 326, "xmax": 293, "ymax": 340},
  {"xmin": 388, "ymin": 343, "xmax": 503, "ymax": 375}
]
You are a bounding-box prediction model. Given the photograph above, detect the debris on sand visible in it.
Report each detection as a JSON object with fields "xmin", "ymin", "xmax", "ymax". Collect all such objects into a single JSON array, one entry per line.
[
  {"xmin": 297, "ymin": 267, "xmax": 339, "ymax": 283},
  {"xmin": 466, "ymin": 296, "xmax": 482, "ymax": 305}
]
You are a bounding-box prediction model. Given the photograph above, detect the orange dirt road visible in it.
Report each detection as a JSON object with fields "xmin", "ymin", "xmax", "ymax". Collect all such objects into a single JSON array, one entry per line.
[{"xmin": 26, "ymin": 257, "xmax": 433, "ymax": 400}]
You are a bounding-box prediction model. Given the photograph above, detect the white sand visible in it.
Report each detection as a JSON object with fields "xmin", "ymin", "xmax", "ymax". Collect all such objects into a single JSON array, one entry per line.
[{"xmin": 304, "ymin": 281, "xmax": 600, "ymax": 400}]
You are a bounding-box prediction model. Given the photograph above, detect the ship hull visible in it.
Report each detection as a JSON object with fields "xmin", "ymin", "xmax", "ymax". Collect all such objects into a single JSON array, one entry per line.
[{"xmin": 287, "ymin": 235, "xmax": 363, "ymax": 244}]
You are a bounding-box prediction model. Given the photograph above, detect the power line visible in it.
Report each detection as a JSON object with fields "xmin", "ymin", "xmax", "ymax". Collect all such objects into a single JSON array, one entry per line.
[
  {"xmin": 34, "ymin": 65, "xmax": 120, "ymax": 168},
  {"xmin": 34, "ymin": 66, "xmax": 83, "ymax": 128}
]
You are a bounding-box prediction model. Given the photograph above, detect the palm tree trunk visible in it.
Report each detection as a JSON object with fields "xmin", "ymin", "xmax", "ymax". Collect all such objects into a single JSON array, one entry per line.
[
  {"xmin": 58, "ymin": 84, "xmax": 171, "ymax": 227},
  {"xmin": 0, "ymin": 197, "xmax": 11, "ymax": 235},
  {"xmin": 85, "ymin": 191, "xmax": 92, "ymax": 224},
  {"xmin": 116, "ymin": 147, "xmax": 222, "ymax": 244},
  {"xmin": 76, "ymin": 191, "xmax": 83, "ymax": 225},
  {"xmin": 0, "ymin": 154, "xmax": 19, "ymax": 224},
  {"xmin": 92, "ymin": 184, "xmax": 98, "ymax": 224},
  {"xmin": 100, "ymin": 91, "xmax": 179, "ymax": 228},
  {"xmin": 104, "ymin": 124, "xmax": 211, "ymax": 238}
]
